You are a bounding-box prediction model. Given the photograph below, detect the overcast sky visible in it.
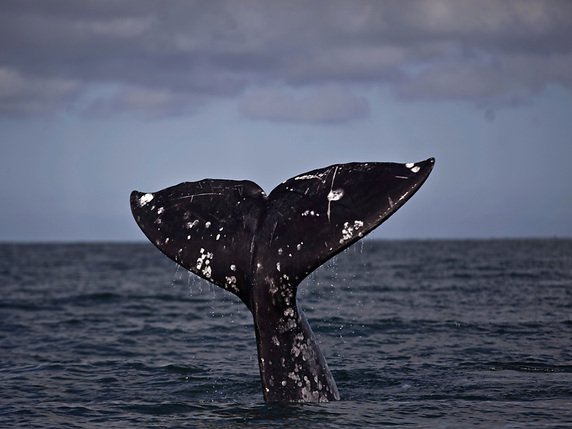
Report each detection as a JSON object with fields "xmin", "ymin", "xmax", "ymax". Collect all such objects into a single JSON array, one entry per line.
[{"xmin": 1, "ymin": 0, "xmax": 571, "ymax": 241}]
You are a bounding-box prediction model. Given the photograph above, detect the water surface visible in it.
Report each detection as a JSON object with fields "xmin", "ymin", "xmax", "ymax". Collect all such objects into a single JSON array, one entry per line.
[{"xmin": 1, "ymin": 240, "xmax": 571, "ymax": 428}]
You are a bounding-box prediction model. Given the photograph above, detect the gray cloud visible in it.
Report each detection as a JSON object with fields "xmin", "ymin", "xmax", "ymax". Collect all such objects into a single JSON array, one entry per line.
[
  {"xmin": 239, "ymin": 86, "xmax": 370, "ymax": 124},
  {"xmin": 0, "ymin": 67, "xmax": 80, "ymax": 116},
  {"xmin": 1, "ymin": 0, "xmax": 571, "ymax": 121},
  {"xmin": 84, "ymin": 86, "xmax": 208, "ymax": 119}
]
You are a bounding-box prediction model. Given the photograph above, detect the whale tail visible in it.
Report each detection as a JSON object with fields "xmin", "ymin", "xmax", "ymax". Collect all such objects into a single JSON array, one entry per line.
[{"xmin": 130, "ymin": 158, "xmax": 435, "ymax": 401}]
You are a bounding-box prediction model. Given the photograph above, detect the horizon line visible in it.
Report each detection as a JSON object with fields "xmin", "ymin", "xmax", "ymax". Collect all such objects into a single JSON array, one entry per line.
[{"xmin": 1, "ymin": 236, "xmax": 570, "ymax": 245}]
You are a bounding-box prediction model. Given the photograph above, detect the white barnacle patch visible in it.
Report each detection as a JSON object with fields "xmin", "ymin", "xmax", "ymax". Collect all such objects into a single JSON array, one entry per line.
[
  {"xmin": 406, "ymin": 162, "xmax": 421, "ymax": 173},
  {"xmin": 225, "ymin": 275, "xmax": 238, "ymax": 292},
  {"xmin": 340, "ymin": 222, "xmax": 352, "ymax": 243},
  {"xmin": 186, "ymin": 220, "xmax": 199, "ymax": 229},
  {"xmin": 327, "ymin": 188, "xmax": 344, "ymax": 202},
  {"xmin": 216, "ymin": 234, "xmax": 221, "ymax": 240},
  {"xmin": 269, "ymin": 280, "xmax": 279, "ymax": 295},
  {"xmin": 296, "ymin": 242, "xmax": 303, "ymax": 251},
  {"xmin": 276, "ymin": 262, "xmax": 281, "ymax": 272},
  {"xmin": 202, "ymin": 265, "xmax": 212, "ymax": 278},
  {"xmin": 230, "ymin": 264, "xmax": 236, "ymax": 271},
  {"xmin": 278, "ymin": 248, "xmax": 283, "ymax": 255},
  {"xmin": 340, "ymin": 220, "xmax": 365, "ymax": 244},
  {"xmin": 301, "ymin": 210, "xmax": 318, "ymax": 217},
  {"xmin": 279, "ymin": 309, "xmax": 298, "ymax": 331},
  {"xmin": 196, "ymin": 248, "xmax": 214, "ymax": 278},
  {"xmin": 139, "ymin": 193, "xmax": 154, "ymax": 207},
  {"xmin": 157, "ymin": 207, "xmax": 165, "ymax": 214},
  {"xmin": 205, "ymin": 221, "xmax": 211, "ymax": 228},
  {"xmin": 301, "ymin": 386, "xmax": 322, "ymax": 402},
  {"xmin": 290, "ymin": 332, "xmax": 311, "ymax": 361}
]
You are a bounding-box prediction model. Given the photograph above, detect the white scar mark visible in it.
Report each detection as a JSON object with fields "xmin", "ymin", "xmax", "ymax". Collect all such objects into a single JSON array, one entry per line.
[
  {"xmin": 250, "ymin": 235, "xmax": 256, "ymax": 255},
  {"xmin": 293, "ymin": 170, "xmax": 329, "ymax": 183},
  {"xmin": 294, "ymin": 174, "xmax": 321, "ymax": 181},
  {"xmin": 326, "ymin": 166, "xmax": 339, "ymax": 223},
  {"xmin": 269, "ymin": 222, "xmax": 278, "ymax": 244},
  {"xmin": 173, "ymin": 192, "xmax": 224, "ymax": 203}
]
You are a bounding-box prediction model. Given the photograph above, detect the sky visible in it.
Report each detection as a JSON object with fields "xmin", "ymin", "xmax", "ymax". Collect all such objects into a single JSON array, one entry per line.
[{"xmin": 1, "ymin": 0, "xmax": 571, "ymax": 241}]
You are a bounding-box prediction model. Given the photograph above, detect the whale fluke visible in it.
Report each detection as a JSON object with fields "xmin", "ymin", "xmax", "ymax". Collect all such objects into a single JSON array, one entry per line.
[{"xmin": 130, "ymin": 158, "xmax": 435, "ymax": 402}]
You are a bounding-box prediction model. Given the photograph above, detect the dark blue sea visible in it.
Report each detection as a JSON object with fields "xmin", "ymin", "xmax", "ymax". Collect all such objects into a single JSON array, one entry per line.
[{"xmin": 1, "ymin": 240, "xmax": 571, "ymax": 428}]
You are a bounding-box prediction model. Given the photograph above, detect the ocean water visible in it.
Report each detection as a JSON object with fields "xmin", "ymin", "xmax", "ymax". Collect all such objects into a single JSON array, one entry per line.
[{"xmin": 1, "ymin": 240, "xmax": 571, "ymax": 428}]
